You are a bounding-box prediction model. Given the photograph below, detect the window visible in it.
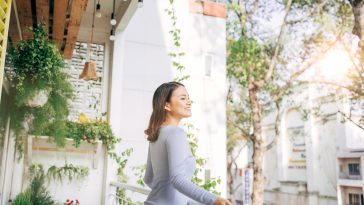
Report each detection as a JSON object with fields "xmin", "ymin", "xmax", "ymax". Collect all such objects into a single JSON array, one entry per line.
[
  {"xmin": 349, "ymin": 193, "xmax": 361, "ymax": 205},
  {"xmin": 349, "ymin": 163, "xmax": 361, "ymax": 176}
]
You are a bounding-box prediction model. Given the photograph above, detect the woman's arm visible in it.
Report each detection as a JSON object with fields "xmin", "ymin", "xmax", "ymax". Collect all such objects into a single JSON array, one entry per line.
[
  {"xmin": 166, "ymin": 128, "xmax": 218, "ymax": 205},
  {"xmin": 143, "ymin": 145, "xmax": 154, "ymax": 188}
]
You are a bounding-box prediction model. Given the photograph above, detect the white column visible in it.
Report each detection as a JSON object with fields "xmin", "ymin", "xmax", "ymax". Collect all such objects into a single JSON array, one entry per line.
[{"xmin": 102, "ymin": 30, "xmax": 126, "ymax": 205}]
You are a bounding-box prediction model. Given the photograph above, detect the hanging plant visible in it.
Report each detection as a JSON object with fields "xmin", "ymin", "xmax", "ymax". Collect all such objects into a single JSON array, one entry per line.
[
  {"xmin": 7, "ymin": 23, "xmax": 74, "ymax": 151},
  {"xmin": 9, "ymin": 23, "xmax": 68, "ymax": 107},
  {"xmin": 66, "ymin": 120, "xmax": 120, "ymax": 150}
]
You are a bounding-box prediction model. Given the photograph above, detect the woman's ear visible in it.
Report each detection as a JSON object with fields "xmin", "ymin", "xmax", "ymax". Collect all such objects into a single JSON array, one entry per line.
[{"xmin": 164, "ymin": 103, "xmax": 171, "ymax": 111}]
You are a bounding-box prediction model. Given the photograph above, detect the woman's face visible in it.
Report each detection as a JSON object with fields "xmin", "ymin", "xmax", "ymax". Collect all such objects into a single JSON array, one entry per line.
[{"xmin": 165, "ymin": 86, "xmax": 192, "ymax": 119}]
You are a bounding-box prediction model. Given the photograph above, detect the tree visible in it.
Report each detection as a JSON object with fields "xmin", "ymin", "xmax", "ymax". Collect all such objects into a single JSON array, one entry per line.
[
  {"xmin": 346, "ymin": 1, "xmax": 364, "ymax": 100},
  {"xmin": 226, "ymin": 0, "xmax": 352, "ymax": 204}
]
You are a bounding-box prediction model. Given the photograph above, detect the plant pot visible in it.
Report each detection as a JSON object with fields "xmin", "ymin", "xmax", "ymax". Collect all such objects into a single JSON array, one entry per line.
[{"xmin": 26, "ymin": 89, "xmax": 51, "ymax": 107}]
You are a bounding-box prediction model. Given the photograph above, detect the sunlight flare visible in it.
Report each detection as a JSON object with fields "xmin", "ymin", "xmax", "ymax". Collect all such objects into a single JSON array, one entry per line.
[{"xmin": 317, "ymin": 48, "xmax": 353, "ymax": 82}]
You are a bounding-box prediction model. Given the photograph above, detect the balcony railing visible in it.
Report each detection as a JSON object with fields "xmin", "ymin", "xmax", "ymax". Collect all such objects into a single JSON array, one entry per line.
[
  {"xmin": 109, "ymin": 181, "xmax": 204, "ymax": 205},
  {"xmin": 339, "ymin": 172, "xmax": 362, "ymax": 180},
  {"xmin": 110, "ymin": 181, "xmax": 150, "ymax": 205}
]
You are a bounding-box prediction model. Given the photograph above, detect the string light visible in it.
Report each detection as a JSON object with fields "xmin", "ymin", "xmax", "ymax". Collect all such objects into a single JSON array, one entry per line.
[
  {"xmin": 138, "ymin": 0, "xmax": 143, "ymax": 8},
  {"xmin": 95, "ymin": 0, "xmax": 101, "ymax": 18}
]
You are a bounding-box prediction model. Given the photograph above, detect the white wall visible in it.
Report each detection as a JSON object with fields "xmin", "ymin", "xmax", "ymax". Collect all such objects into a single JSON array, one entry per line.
[{"xmin": 30, "ymin": 138, "xmax": 106, "ymax": 205}]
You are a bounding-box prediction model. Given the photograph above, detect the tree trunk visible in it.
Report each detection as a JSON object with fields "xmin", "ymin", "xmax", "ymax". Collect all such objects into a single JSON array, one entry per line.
[
  {"xmin": 249, "ymin": 85, "xmax": 264, "ymax": 205},
  {"xmin": 227, "ymin": 155, "xmax": 235, "ymax": 201},
  {"xmin": 350, "ymin": 0, "xmax": 364, "ymax": 60}
]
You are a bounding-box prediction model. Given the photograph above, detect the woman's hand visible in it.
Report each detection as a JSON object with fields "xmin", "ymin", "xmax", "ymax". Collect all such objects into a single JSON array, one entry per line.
[{"xmin": 213, "ymin": 197, "xmax": 232, "ymax": 205}]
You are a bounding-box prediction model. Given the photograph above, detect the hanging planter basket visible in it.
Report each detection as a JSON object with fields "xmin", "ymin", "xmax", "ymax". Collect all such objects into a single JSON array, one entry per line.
[{"xmin": 25, "ymin": 89, "xmax": 51, "ymax": 108}]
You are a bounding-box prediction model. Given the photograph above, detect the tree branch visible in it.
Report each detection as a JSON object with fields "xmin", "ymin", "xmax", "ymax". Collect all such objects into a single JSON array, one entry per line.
[
  {"xmin": 263, "ymin": 102, "xmax": 281, "ymax": 152},
  {"xmin": 246, "ymin": 0, "xmax": 260, "ymax": 19},
  {"xmin": 338, "ymin": 110, "xmax": 364, "ymax": 131},
  {"xmin": 298, "ymin": 80, "xmax": 354, "ymax": 92},
  {"xmin": 286, "ymin": 1, "xmax": 327, "ymax": 25},
  {"xmin": 263, "ymin": 0, "xmax": 293, "ymax": 86},
  {"xmin": 340, "ymin": 40, "xmax": 364, "ymax": 78},
  {"xmin": 228, "ymin": 118, "xmax": 253, "ymax": 141},
  {"xmin": 271, "ymin": 35, "xmax": 341, "ymax": 103}
]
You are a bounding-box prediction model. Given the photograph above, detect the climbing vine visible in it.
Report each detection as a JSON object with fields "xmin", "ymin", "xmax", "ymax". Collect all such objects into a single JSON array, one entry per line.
[
  {"xmin": 165, "ymin": 0, "xmax": 189, "ymax": 82},
  {"xmin": 165, "ymin": 0, "xmax": 221, "ymax": 194}
]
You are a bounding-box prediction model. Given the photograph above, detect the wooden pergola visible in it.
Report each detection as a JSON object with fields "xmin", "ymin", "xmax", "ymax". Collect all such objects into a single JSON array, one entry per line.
[{"xmin": 9, "ymin": 0, "xmax": 88, "ymax": 59}]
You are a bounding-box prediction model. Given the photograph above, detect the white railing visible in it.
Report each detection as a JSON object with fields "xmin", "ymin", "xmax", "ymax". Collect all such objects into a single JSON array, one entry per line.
[
  {"xmin": 110, "ymin": 181, "xmax": 150, "ymax": 205},
  {"xmin": 339, "ymin": 172, "xmax": 362, "ymax": 180},
  {"xmin": 109, "ymin": 181, "xmax": 204, "ymax": 205}
]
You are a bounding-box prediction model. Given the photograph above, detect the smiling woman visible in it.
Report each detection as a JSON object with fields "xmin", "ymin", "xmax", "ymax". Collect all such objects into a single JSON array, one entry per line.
[{"xmin": 143, "ymin": 82, "xmax": 231, "ymax": 205}]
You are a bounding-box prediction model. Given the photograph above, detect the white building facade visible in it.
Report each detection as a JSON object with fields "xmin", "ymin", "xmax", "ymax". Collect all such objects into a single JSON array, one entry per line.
[{"xmin": 232, "ymin": 88, "xmax": 364, "ymax": 205}]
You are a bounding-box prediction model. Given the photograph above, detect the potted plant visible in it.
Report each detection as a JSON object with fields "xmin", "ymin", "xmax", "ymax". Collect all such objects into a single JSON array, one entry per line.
[
  {"xmin": 66, "ymin": 118, "xmax": 120, "ymax": 150},
  {"xmin": 8, "ymin": 23, "xmax": 67, "ymax": 107},
  {"xmin": 7, "ymin": 23, "xmax": 74, "ymax": 149},
  {"xmin": 12, "ymin": 165, "xmax": 57, "ymax": 205}
]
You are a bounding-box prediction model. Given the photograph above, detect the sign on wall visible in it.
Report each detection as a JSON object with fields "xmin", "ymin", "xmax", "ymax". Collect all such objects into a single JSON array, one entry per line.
[
  {"xmin": 242, "ymin": 168, "xmax": 253, "ymax": 205},
  {"xmin": 286, "ymin": 126, "xmax": 307, "ymax": 181}
]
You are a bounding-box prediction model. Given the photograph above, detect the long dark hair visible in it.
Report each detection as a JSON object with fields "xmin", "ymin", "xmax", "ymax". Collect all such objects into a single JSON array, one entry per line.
[{"xmin": 144, "ymin": 81, "xmax": 184, "ymax": 142}]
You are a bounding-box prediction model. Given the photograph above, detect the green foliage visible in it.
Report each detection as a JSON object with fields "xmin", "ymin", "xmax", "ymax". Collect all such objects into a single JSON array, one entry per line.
[
  {"xmin": 12, "ymin": 188, "xmax": 32, "ymax": 205},
  {"xmin": 185, "ymin": 124, "xmax": 221, "ymax": 195},
  {"xmin": 347, "ymin": 63, "xmax": 364, "ymax": 100},
  {"xmin": 165, "ymin": 1, "xmax": 189, "ymax": 82},
  {"xmin": 9, "ymin": 24, "xmax": 66, "ymax": 106},
  {"xmin": 46, "ymin": 164, "xmax": 89, "ymax": 183},
  {"xmin": 66, "ymin": 120, "xmax": 133, "ymax": 186},
  {"xmin": 7, "ymin": 23, "xmax": 74, "ymax": 154},
  {"xmin": 13, "ymin": 164, "xmax": 57, "ymax": 205},
  {"xmin": 116, "ymin": 189, "xmax": 133, "ymax": 205},
  {"xmin": 109, "ymin": 148, "xmax": 133, "ymax": 182},
  {"xmin": 227, "ymin": 37, "xmax": 269, "ymax": 86},
  {"xmin": 30, "ymin": 164, "xmax": 89, "ymax": 185},
  {"xmin": 132, "ymin": 164, "xmax": 147, "ymax": 187},
  {"xmin": 109, "ymin": 148, "xmax": 136, "ymax": 205},
  {"xmin": 66, "ymin": 120, "xmax": 121, "ymax": 150}
]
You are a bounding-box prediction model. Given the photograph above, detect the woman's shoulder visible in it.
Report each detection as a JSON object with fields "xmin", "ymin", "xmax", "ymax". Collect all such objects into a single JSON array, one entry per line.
[
  {"xmin": 160, "ymin": 125, "xmax": 184, "ymax": 132},
  {"xmin": 159, "ymin": 125, "xmax": 186, "ymax": 138}
]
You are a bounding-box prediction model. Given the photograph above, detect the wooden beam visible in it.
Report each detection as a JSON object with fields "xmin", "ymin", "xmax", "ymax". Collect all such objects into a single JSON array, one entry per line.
[
  {"xmin": 32, "ymin": 146, "xmax": 95, "ymax": 154},
  {"xmin": 8, "ymin": 2, "xmax": 20, "ymax": 44},
  {"xmin": 0, "ymin": 0, "xmax": 12, "ymax": 102},
  {"xmin": 52, "ymin": 0, "xmax": 67, "ymax": 49},
  {"xmin": 63, "ymin": 0, "xmax": 88, "ymax": 59},
  {"xmin": 36, "ymin": 0, "xmax": 49, "ymax": 33},
  {"xmin": 15, "ymin": 0, "xmax": 32, "ymax": 39}
]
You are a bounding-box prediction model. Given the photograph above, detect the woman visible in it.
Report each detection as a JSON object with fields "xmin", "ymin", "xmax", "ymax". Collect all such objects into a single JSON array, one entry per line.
[{"xmin": 144, "ymin": 82, "xmax": 231, "ymax": 205}]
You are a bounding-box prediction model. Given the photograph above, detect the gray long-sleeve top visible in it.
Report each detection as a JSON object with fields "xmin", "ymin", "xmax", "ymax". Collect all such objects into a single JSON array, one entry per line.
[{"xmin": 144, "ymin": 125, "xmax": 218, "ymax": 205}]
